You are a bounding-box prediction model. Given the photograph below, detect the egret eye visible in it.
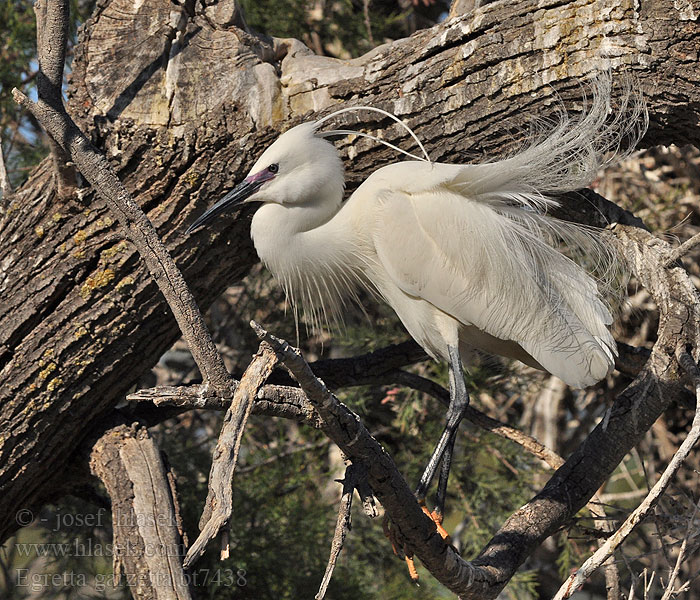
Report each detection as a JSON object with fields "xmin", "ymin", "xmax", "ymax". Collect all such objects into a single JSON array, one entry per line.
[{"xmin": 268, "ymin": 163, "xmax": 279, "ymax": 174}]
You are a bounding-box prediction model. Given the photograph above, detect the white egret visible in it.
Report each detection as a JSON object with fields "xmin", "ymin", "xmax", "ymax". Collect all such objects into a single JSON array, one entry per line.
[{"xmin": 189, "ymin": 75, "xmax": 644, "ymax": 525}]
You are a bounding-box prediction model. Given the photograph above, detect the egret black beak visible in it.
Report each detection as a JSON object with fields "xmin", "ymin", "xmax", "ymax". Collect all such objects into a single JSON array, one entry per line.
[{"xmin": 187, "ymin": 171, "xmax": 272, "ymax": 234}]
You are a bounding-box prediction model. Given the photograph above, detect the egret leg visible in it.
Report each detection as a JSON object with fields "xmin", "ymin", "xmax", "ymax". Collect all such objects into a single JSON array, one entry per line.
[
  {"xmin": 433, "ymin": 435, "xmax": 457, "ymax": 522},
  {"xmin": 415, "ymin": 344, "xmax": 469, "ymax": 515}
]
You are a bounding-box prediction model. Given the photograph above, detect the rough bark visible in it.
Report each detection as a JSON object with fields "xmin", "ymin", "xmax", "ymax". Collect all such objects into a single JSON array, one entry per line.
[
  {"xmin": 89, "ymin": 422, "xmax": 192, "ymax": 600},
  {"xmin": 0, "ymin": 0, "xmax": 698, "ymax": 554}
]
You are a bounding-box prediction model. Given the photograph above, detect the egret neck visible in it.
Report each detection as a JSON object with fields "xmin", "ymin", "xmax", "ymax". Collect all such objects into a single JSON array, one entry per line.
[{"xmin": 250, "ymin": 188, "xmax": 365, "ymax": 330}]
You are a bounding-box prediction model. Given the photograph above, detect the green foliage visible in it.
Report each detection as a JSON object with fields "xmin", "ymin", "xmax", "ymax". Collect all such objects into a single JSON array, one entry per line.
[
  {"xmin": 239, "ymin": 0, "xmax": 447, "ymax": 60},
  {"xmin": 239, "ymin": 0, "xmax": 313, "ymax": 42},
  {"xmin": 556, "ymin": 530, "xmax": 581, "ymax": 582},
  {"xmin": 507, "ymin": 570, "xmax": 540, "ymax": 600},
  {"xmin": 0, "ymin": 0, "xmax": 45, "ymax": 189}
]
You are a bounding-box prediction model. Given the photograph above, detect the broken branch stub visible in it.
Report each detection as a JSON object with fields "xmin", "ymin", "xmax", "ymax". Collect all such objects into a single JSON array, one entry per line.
[{"xmin": 183, "ymin": 343, "xmax": 279, "ymax": 569}]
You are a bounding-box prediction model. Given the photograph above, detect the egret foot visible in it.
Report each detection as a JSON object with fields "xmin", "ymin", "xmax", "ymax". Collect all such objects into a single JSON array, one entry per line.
[
  {"xmin": 383, "ymin": 515, "xmax": 419, "ymax": 582},
  {"xmin": 383, "ymin": 501, "xmax": 454, "ymax": 584},
  {"xmin": 420, "ymin": 502, "xmax": 451, "ymax": 543},
  {"xmin": 405, "ymin": 503, "xmax": 453, "ymax": 582},
  {"xmin": 383, "ymin": 516, "xmax": 421, "ymax": 584},
  {"xmin": 405, "ymin": 554, "xmax": 420, "ymax": 584}
]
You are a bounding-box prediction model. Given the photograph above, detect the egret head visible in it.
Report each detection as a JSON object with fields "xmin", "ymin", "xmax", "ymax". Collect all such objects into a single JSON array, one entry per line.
[
  {"xmin": 187, "ymin": 122, "xmax": 344, "ymax": 233},
  {"xmin": 188, "ymin": 106, "xmax": 431, "ymax": 234}
]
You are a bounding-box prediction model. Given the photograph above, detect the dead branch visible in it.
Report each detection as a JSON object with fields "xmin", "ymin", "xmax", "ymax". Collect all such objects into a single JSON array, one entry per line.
[
  {"xmin": 128, "ymin": 359, "xmax": 565, "ymax": 469},
  {"xmin": 316, "ymin": 463, "xmax": 360, "ymax": 600},
  {"xmin": 13, "ymin": 7, "xmax": 232, "ymax": 393},
  {"xmin": 553, "ymin": 352, "xmax": 700, "ymax": 600},
  {"xmin": 600, "ymin": 520, "xmax": 622, "ymax": 600},
  {"xmin": 250, "ymin": 319, "xmax": 482, "ymax": 595},
  {"xmin": 183, "ymin": 343, "xmax": 278, "ymax": 569},
  {"xmin": 127, "ymin": 382, "xmax": 322, "ymax": 428},
  {"xmin": 12, "ymin": 84, "xmax": 232, "ymax": 390},
  {"xmin": 664, "ymin": 231, "xmax": 700, "ymax": 267},
  {"xmin": 89, "ymin": 421, "xmax": 191, "ymax": 600}
]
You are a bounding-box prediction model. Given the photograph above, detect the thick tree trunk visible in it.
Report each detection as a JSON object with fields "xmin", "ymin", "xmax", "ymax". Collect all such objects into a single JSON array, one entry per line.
[{"xmin": 0, "ymin": 0, "xmax": 698, "ymax": 544}]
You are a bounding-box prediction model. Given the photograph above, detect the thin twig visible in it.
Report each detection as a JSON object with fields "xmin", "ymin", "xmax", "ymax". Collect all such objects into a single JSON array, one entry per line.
[
  {"xmin": 183, "ymin": 343, "xmax": 278, "ymax": 569},
  {"xmin": 660, "ymin": 526, "xmax": 690, "ymax": 600},
  {"xmin": 553, "ymin": 351, "xmax": 700, "ymax": 600},
  {"xmin": 362, "ymin": 0, "xmax": 375, "ymax": 46},
  {"xmin": 0, "ymin": 132, "xmax": 12, "ymax": 200},
  {"xmin": 316, "ymin": 463, "xmax": 359, "ymax": 600},
  {"xmin": 659, "ymin": 490, "xmax": 700, "ymax": 600},
  {"xmin": 590, "ymin": 502, "xmax": 621, "ymax": 600},
  {"xmin": 664, "ymin": 232, "xmax": 700, "ymax": 267},
  {"xmin": 12, "ymin": 0, "xmax": 234, "ymax": 393},
  {"xmin": 127, "ymin": 382, "xmax": 322, "ymax": 428}
]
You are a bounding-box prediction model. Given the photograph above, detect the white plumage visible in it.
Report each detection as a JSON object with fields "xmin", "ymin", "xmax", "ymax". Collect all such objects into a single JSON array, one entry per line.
[{"xmin": 191, "ymin": 75, "xmax": 645, "ymax": 390}]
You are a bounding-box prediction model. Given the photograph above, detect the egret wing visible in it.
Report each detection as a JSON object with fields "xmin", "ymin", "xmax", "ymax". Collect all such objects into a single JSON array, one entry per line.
[{"xmin": 369, "ymin": 165, "xmax": 615, "ymax": 388}]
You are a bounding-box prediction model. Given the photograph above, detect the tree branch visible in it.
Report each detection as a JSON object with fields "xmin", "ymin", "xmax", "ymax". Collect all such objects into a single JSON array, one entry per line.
[
  {"xmin": 89, "ymin": 421, "xmax": 192, "ymax": 600},
  {"xmin": 127, "ymin": 382, "xmax": 323, "ymax": 428},
  {"xmin": 251, "ymin": 320, "xmax": 481, "ymax": 595},
  {"xmin": 315, "ymin": 463, "xmax": 360, "ymax": 600},
  {"xmin": 12, "ymin": 85, "xmax": 232, "ymax": 391},
  {"xmin": 11, "ymin": 19, "xmax": 238, "ymax": 396},
  {"xmin": 126, "ymin": 357, "xmax": 567, "ymax": 471},
  {"xmin": 553, "ymin": 352, "xmax": 700, "ymax": 599},
  {"xmin": 34, "ymin": 0, "xmax": 76, "ymax": 199},
  {"xmin": 183, "ymin": 343, "xmax": 278, "ymax": 569}
]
